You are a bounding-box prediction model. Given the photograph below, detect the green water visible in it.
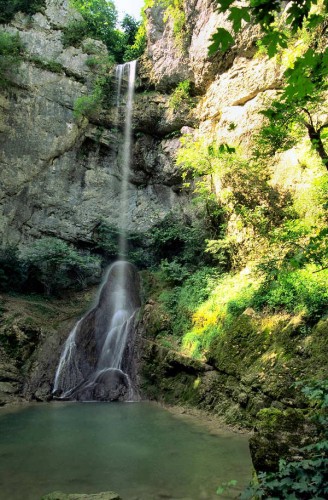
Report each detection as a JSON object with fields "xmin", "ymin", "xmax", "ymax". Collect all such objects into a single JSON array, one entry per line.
[{"xmin": 0, "ymin": 402, "xmax": 252, "ymax": 500}]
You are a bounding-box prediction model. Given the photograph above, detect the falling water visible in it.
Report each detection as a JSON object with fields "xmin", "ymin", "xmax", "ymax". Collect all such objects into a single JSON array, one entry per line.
[
  {"xmin": 117, "ymin": 60, "xmax": 137, "ymax": 258},
  {"xmin": 53, "ymin": 61, "xmax": 140, "ymax": 402}
]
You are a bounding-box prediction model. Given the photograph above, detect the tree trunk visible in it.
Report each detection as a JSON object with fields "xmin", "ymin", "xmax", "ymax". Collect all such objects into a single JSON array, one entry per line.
[{"xmin": 306, "ymin": 124, "xmax": 328, "ymax": 171}]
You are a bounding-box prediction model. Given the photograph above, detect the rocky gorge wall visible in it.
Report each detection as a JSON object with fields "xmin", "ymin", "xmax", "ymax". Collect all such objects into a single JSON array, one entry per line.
[
  {"xmin": 0, "ymin": 0, "xmax": 193, "ymax": 249},
  {"xmin": 0, "ymin": 0, "xmax": 283, "ymax": 249},
  {"xmin": 1, "ymin": 0, "xmax": 326, "ymax": 457},
  {"xmin": 0, "ymin": 0, "xmax": 290, "ymax": 404}
]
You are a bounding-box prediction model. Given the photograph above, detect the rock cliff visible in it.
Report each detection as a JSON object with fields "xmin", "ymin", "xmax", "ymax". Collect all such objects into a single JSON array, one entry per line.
[
  {"xmin": 0, "ymin": 0, "xmax": 283, "ymax": 248},
  {"xmin": 0, "ymin": 0, "xmax": 285, "ymax": 404},
  {"xmin": 0, "ymin": 0, "xmax": 192, "ymax": 248}
]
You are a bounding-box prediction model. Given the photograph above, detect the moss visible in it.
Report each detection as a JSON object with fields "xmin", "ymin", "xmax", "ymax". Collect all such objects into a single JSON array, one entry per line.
[
  {"xmin": 208, "ymin": 313, "xmax": 270, "ymax": 376},
  {"xmin": 28, "ymin": 57, "xmax": 63, "ymax": 74},
  {"xmin": 257, "ymin": 407, "xmax": 305, "ymax": 433},
  {"xmin": 306, "ymin": 318, "xmax": 328, "ymax": 377},
  {"xmin": 140, "ymin": 341, "xmax": 204, "ymax": 406}
]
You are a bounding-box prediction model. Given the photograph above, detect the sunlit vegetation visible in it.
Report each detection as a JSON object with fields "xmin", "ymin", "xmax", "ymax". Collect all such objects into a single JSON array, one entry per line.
[
  {"xmin": 143, "ymin": 0, "xmax": 188, "ymax": 50},
  {"xmin": 162, "ymin": 0, "xmax": 188, "ymax": 50},
  {"xmin": 168, "ymin": 80, "xmax": 194, "ymax": 111},
  {"xmin": 65, "ymin": 0, "xmax": 144, "ymax": 63},
  {"xmin": 73, "ymin": 63, "xmax": 114, "ymax": 119},
  {"xmin": 150, "ymin": 0, "xmax": 328, "ymax": 362}
]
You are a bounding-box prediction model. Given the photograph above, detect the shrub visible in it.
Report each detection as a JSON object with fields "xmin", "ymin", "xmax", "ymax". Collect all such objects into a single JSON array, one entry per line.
[
  {"xmin": 62, "ymin": 19, "xmax": 89, "ymax": 48},
  {"xmin": 0, "ymin": 0, "xmax": 45, "ymax": 24},
  {"xmin": 0, "ymin": 32, "xmax": 22, "ymax": 87},
  {"xmin": 159, "ymin": 266, "xmax": 220, "ymax": 340},
  {"xmin": 169, "ymin": 80, "xmax": 193, "ymax": 111},
  {"xmin": 162, "ymin": 0, "xmax": 188, "ymax": 51},
  {"xmin": 147, "ymin": 212, "xmax": 213, "ymax": 268},
  {"xmin": 73, "ymin": 62, "xmax": 113, "ymax": 118},
  {"xmin": 0, "ymin": 246, "xmax": 26, "ymax": 292},
  {"xmin": 252, "ymin": 266, "xmax": 328, "ymax": 319},
  {"xmin": 21, "ymin": 237, "xmax": 101, "ymax": 296},
  {"xmin": 74, "ymin": 92, "xmax": 102, "ymax": 119}
]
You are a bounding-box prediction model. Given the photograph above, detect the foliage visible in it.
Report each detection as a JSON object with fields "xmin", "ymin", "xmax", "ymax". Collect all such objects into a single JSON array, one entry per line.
[
  {"xmin": 73, "ymin": 55, "xmax": 114, "ymax": 118},
  {"xmin": 210, "ymin": 3, "xmax": 328, "ymax": 171},
  {"xmin": 92, "ymin": 221, "xmax": 149, "ymax": 268},
  {"xmin": 0, "ymin": 32, "xmax": 22, "ymax": 87},
  {"xmin": 255, "ymin": 53, "xmax": 328, "ymax": 169},
  {"xmin": 216, "ymin": 479, "xmax": 237, "ymax": 496},
  {"xmin": 123, "ymin": 21, "xmax": 147, "ymax": 62},
  {"xmin": 121, "ymin": 14, "xmax": 140, "ymax": 47},
  {"xmin": 158, "ymin": 258, "xmax": 191, "ymax": 285},
  {"xmin": 209, "ymin": 1, "xmax": 328, "ymax": 56},
  {"xmin": 147, "ymin": 212, "xmax": 215, "ymax": 268},
  {"xmin": 168, "ymin": 80, "xmax": 193, "ymax": 111},
  {"xmin": 74, "ymin": 89, "xmax": 103, "ymax": 119},
  {"xmin": 162, "ymin": 0, "xmax": 188, "ymax": 51},
  {"xmin": 0, "ymin": 247, "xmax": 26, "ymax": 292},
  {"xmin": 177, "ymin": 136, "xmax": 287, "ymax": 259},
  {"xmin": 69, "ymin": 0, "xmax": 118, "ymax": 49},
  {"xmin": 62, "ymin": 19, "xmax": 90, "ymax": 48},
  {"xmin": 0, "ymin": 0, "xmax": 45, "ymax": 24},
  {"xmin": 241, "ymin": 379, "xmax": 328, "ymax": 500},
  {"xmin": 21, "ymin": 237, "xmax": 101, "ymax": 296},
  {"xmin": 66, "ymin": 0, "xmax": 144, "ymax": 62},
  {"xmin": 159, "ymin": 266, "xmax": 220, "ymax": 341},
  {"xmin": 252, "ymin": 266, "xmax": 328, "ymax": 319},
  {"xmin": 28, "ymin": 56, "xmax": 63, "ymax": 74}
]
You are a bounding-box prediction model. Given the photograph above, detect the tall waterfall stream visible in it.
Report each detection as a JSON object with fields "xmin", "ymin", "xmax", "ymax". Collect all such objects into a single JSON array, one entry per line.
[{"xmin": 53, "ymin": 61, "xmax": 140, "ymax": 402}]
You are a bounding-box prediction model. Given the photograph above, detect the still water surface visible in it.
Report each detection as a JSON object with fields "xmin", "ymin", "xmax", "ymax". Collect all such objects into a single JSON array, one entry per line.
[{"xmin": 0, "ymin": 402, "xmax": 252, "ymax": 500}]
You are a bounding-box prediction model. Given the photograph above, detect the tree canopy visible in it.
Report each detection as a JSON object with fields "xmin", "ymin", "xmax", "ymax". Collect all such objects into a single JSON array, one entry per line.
[{"xmin": 210, "ymin": 0, "xmax": 328, "ymax": 56}]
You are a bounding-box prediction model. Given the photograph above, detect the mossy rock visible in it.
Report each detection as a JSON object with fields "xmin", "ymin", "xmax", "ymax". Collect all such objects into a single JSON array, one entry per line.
[
  {"xmin": 41, "ymin": 492, "xmax": 121, "ymax": 500},
  {"xmin": 249, "ymin": 407, "xmax": 318, "ymax": 472},
  {"xmin": 208, "ymin": 313, "xmax": 270, "ymax": 377}
]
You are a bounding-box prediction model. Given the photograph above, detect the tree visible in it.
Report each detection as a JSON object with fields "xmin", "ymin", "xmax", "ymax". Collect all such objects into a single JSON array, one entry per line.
[
  {"xmin": 71, "ymin": 0, "xmax": 118, "ymax": 41},
  {"xmin": 121, "ymin": 14, "xmax": 140, "ymax": 47},
  {"xmin": 209, "ymin": 1, "xmax": 328, "ymax": 171},
  {"xmin": 209, "ymin": 1, "xmax": 328, "ymax": 56},
  {"xmin": 0, "ymin": 0, "xmax": 45, "ymax": 23},
  {"xmin": 69, "ymin": 0, "xmax": 122, "ymax": 56},
  {"xmin": 22, "ymin": 237, "xmax": 101, "ymax": 296}
]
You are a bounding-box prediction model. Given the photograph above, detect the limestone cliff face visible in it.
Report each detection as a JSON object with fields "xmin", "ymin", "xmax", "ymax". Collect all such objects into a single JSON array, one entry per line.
[
  {"xmin": 0, "ymin": 0, "xmax": 283, "ymax": 248},
  {"xmin": 143, "ymin": 0, "xmax": 282, "ymax": 149},
  {"xmin": 0, "ymin": 0, "xmax": 191, "ymax": 248}
]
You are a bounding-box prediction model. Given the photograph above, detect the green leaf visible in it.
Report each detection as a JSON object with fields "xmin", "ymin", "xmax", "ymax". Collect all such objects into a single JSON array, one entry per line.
[
  {"xmin": 215, "ymin": 0, "xmax": 235, "ymax": 13},
  {"xmin": 216, "ymin": 486, "xmax": 225, "ymax": 495},
  {"xmin": 307, "ymin": 13, "xmax": 324, "ymax": 29},
  {"xmin": 228, "ymin": 7, "xmax": 251, "ymax": 33},
  {"xmin": 260, "ymin": 30, "xmax": 288, "ymax": 58},
  {"xmin": 208, "ymin": 28, "xmax": 234, "ymax": 55}
]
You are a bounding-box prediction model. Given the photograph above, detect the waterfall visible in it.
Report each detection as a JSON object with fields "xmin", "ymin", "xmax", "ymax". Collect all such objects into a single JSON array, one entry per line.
[
  {"xmin": 53, "ymin": 61, "xmax": 140, "ymax": 402},
  {"xmin": 117, "ymin": 60, "xmax": 137, "ymax": 258}
]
